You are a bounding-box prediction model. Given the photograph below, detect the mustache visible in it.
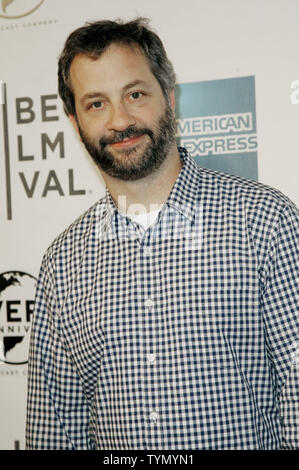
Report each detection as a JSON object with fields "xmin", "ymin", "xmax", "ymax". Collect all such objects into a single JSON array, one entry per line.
[{"xmin": 99, "ymin": 126, "xmax": 154, "ymax": 147}]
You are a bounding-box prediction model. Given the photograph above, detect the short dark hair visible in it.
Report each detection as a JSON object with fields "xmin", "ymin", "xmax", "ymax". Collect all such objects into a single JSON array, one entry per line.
[{"xmin": 58, "ymin": 17, "xmax": 176, "ymax": 116}]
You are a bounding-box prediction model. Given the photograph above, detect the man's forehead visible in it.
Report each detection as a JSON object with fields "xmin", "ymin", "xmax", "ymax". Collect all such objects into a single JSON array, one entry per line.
[
  {"xmin": 69, "ymin": 43, "xmax": 158, "ymax": 96},
  {"xmin": 70, "ymin": 43, "xmax": 147, "ymax": 75}
]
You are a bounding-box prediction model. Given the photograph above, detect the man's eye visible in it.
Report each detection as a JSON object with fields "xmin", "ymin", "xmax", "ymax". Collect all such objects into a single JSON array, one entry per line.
[
  {"xmin": 90, "ymin": 101, "xmax": 103, "ymax": 109},
  {"xmin": 131, "ymin": 91, "xmax": 142, "ymax": 100}
]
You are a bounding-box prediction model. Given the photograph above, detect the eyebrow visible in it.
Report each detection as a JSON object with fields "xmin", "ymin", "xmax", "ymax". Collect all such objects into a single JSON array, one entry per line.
[{"xmin": 80, "ymin": 80, "xmax": 149, "ymax": 105}]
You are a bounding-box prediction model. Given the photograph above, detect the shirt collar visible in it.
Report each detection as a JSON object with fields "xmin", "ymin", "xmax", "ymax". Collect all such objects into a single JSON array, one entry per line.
[
  {"xmin": 105, "ymin": 187, "xmax": 118, "ymax": 221},
  {"xmin": 104, "ymin": 147, "xmax": 200, "ymax": 225},
  {"xmin": 165, "ymin": 147, "xmax": 200, "ymax": 223}
]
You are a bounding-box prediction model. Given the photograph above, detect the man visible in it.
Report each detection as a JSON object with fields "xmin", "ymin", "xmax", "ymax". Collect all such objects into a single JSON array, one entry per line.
[{"xmin": 26, "ymin": 18, "xmax": 298, "ymax": 450}]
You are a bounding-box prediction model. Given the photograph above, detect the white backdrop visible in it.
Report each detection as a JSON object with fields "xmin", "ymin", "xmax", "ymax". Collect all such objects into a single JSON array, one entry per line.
[{"xmin": 0, "ymin": 0, "xmax": 298, "ymax": 450}]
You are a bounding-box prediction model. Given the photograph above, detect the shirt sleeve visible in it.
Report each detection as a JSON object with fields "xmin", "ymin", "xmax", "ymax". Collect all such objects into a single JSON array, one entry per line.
[
  {"xmin": 279, "ymin": 350, "xmax": 299, "ymax": 449},
  {"xmin": 26, "ymin": 250, "xmax": 94, "ymax": 450},
  {"xmin": 260, "ymin": 200, "xmax": 299, "ymax": 449}
]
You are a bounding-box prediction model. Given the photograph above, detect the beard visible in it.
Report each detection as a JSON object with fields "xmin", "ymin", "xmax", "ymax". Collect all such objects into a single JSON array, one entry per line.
[{"xmin": 77, "ymin": 103, "xmax": 176, "ymax": 181}]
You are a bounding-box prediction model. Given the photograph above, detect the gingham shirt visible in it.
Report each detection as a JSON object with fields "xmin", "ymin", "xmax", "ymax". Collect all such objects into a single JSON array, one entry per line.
[{"xmin": 26, "ymin": 148, "xmax": 299, "ymax": 450}]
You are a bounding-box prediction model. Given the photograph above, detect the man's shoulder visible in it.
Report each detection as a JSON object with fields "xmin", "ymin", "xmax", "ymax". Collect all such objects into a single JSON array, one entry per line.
[
  {"xmin": 198, "ymin": 165, "xmax": 297, "ymax": 214},
  {"xmin": 44, "ymin": 196, "xmax": 106, "ymax": 260}
]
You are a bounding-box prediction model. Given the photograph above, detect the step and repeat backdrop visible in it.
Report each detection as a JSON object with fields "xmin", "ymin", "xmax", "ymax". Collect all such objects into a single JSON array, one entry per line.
[{"xmin": 1, "ymin": 0, "xmax": 299, "ymax": 450}]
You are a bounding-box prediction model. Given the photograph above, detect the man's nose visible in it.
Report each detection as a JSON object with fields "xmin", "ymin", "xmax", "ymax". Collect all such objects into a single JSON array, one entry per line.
[{"xmin": 107, "ymin": 102, "xmax": 136, "ymax": 132}]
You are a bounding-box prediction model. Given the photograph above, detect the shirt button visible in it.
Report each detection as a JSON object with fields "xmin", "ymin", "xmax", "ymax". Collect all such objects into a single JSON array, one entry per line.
[
  {"xmin": 145, "ymin": 298, "xmax": 154, "ymax": 308},
  {"xmin": 144, "ymin": 246, "xmax": 152, "ymax": 256},
  {"xmin": 149, "ymin": 411, "xmax": 158, "ymax": 423},
  {"xmin": 147, "ymin": 353, "xmax": 156, "ymax": 363}
]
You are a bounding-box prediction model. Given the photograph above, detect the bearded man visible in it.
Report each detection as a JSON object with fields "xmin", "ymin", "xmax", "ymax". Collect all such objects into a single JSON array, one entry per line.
[{"xmin": 26, "ymin": 18, "xmax": 299, "ymax": 450}]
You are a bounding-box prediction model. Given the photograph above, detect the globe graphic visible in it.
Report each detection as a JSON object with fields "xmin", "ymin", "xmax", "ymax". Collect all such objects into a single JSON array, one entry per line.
[{"xmin": 0, "ymin": 271, "xmax": 37, "ymax": 365}]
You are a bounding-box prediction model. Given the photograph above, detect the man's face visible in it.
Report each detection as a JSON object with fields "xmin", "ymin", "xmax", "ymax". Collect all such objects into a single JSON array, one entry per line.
[{"xmin": 69, "ymin": 43, "xmax": 176, "ymax": 180}]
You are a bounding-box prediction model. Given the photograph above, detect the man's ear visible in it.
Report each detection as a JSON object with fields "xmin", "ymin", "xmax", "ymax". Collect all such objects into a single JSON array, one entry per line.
[
  {"xmin": 168, "ymin": 89, "xmax": 176, "ymax": 112},
  {"xmin": 69, "ymin": 114, "xmax": 80, "ymax": 137}
]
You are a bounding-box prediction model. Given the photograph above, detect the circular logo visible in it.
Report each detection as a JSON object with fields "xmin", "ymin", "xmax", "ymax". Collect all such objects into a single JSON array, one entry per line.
[
  {"xmin": 0, "ymin": 271, "xmax": 37, "ymax": 365},
  {"xmin": 0, "ymin": 0, "xmax": 45, "ymax": 19}
]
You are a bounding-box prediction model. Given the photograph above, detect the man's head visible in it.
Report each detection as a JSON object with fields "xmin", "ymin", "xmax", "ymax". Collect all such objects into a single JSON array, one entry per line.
[
  {"xmin": 58, "ymin": 18, "xmax": 177, "ymax": 181},
  {"xmin": 58, "ymin": 18, "xmax": 176, "ymax": 117}
]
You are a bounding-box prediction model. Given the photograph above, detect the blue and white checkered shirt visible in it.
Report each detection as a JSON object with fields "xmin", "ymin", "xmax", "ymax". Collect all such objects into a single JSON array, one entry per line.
[{"xmin": 26, "ymin": 148, "xmax": 299, "ymax": 449}]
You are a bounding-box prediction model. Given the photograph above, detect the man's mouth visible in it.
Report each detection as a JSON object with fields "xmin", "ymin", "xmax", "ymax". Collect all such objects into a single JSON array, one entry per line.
[
  {"xmin": 100, "ymin": 127, "xmax": 152, "ymax": 150},
  {"xmin": 109, "ymin": 134, "xmax": 144, "ymax": 148}
]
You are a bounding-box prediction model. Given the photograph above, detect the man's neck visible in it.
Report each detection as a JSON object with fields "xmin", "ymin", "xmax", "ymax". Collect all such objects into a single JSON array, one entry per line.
[{"xmin": 101, "ymin": 145, "xmax": 182, "ymax": 214}]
